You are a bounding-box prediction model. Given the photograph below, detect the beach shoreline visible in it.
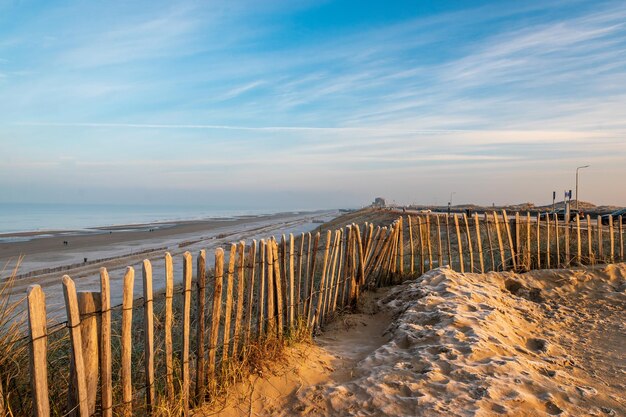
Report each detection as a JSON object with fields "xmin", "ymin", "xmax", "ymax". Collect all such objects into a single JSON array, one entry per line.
[{"xmin": 1, "ymin": 209, "xmax": 340, "ymax": 319}]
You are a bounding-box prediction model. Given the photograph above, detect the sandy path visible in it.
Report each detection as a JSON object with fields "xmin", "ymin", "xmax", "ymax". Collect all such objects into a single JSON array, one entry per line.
[{"xmin": 195, "ymin": 289, "xmax": 394, "ymax": 417}]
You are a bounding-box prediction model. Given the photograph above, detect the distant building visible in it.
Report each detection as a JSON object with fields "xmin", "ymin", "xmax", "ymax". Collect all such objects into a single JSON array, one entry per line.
[{"xmin": 372, "ymin": 197, "xmax": 386, "ymax": 208}]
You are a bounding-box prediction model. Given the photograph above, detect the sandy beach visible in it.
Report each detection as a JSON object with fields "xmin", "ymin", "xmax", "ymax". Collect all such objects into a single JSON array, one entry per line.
[
  {"xmin": 200, "ymin": 264, "xmax": 626, "ymax": 417},
  {"xmin": 1, "ymin": 210, "xmax": 339, "ymax": 319}
]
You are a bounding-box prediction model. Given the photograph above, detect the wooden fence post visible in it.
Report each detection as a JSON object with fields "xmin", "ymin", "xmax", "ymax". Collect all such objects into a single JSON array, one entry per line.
[
  {"xmin": 537, "ymin": 212, "xmax": 541, "ymax": 269},
  {"xmin": 618, "ymin": 214, "xmax": 624, "ymax": 262},
  {"xmin": 195, "ymin": 250, "xmax": 206, "ymax": 402},
  {"xmin": 99, "ymin": 268, "xmax": 112, "ymax": 417},
  {"xmin": 266, "ymin": 240, "xmax": 275, "ymax": 335},
  {"xmin": 576, "ymin": 215, "xmax": 582, "ymax": 265},
  {"xmin": 453, "ymin": 215, "xmax": 464, "ymax": 273},
  {"xmin": 258, "ymin": 241, "xmax": 266, "ymax": 337},
  {"xmin": 120, "ymin": 267, "xmax": 134, "ymax": 417},
  {"xmin": 586, "ymin": 215, "xmax": 593, "ymax": 265},
  {"xmin": 564, "ymin": 213, "xmax": 571, "ymax": 266},
  {"xmin": 289, "ymin": 234, "xmax": 295, "ymax": 328},
  {"xmin": 76, "ymin": 291, "xmax": 100, "ymax": 416},
  {"xmin": 62, "ymin": 276, "xmax": 89, "ymax": 417},
  {"xmin": 597, "ymin": 215, "xmax": 603, "ymax": 262},
  {"xmin": 324, "ymin": 230, "xmax": 341, "ymax": 319},
  {"xmin": 332, "ymin": 229, "xmax": 345, "ymax": 312},
  {"xmin": 514, "ymin": 212, "xmax": 521, "ymax": 267},
  {"xmin": 164, "ymin": 253, "xmax": 175, "ymax": 401},
  {"xmin": 208, "ymin": 249, "xmax": 224, "ymax": 388},
  {"xmin": 244, "ymin": 240, "xmax": 257, "ymax": 346},
  {"xmin": 463, "ymin": 213, "xmax": 473, "ymax": 272},
  {"xmin": 271, "ymin": 240, "xmax": 284, "ymax": 338},
  {"xmin": 297, "ymin": 233, "xmax": 304, "ymax": 316},
  {"xmin": 232, "ymin": 242, "xmax": 246, "ymax": 358},
  {"xmin": 554, "ymin": 214, "xmax": 560, "ymax": 267},
  {"xmin": 181, "ymin": 252, "xmax": 193, "ymax": 417},
  {"xmin": 398, "ymin": 218, "xmax": 404, "ymax": 274},
  {"xmin": 525, "ymin": 212, "xmax": 531, "ymax": 269},
  {"xmin": 417, "ymin": 217, "xmax": 425, "ymax": 274},
  {"xmin": 306, "ymin": 232, "xmax": 320, "ymax": 327},
  {"xmin": 485, "ymin": 213, "xmax": 496, "ymax": 271},
  {"xmin": 446, "ymin": 215, "xmax": 453, "ymax": 268},
  {"xmin": 27, "ymin": 285, "xmax": 50, "ymax": 417},
  {"xmin": 304, "ymin": 232, "xmax": 312, "ymax": 310},
  {"xmin": 436, "ymin": 215, "xmax": 443, "ymax": 268},
  {"xmin": 426, "ymin": 215, "xmax": 433, "ymax": 271},
  {"xmin": 609, "ymin": 215, "xmax": 615, "ymax": 262},
  {"xmin": 408, "ymin": 216, "xmax": 414, "ymax": 273},
  {"xmin": 502, "ymin": 210, "xmax": 516, "ymax": 271},
  {"xmin": 354, "ymin": 225, "xmax": 366, "ymax": 286},
  {"xmin": 314, "ymin": 230, "xmax": 332, "ymax": 329},
  {"xmin": 142, "ymin": 260, "xmax": 155, "ymax": 413},
  {"xmin": 545, "ymin": 214, "xmax": 551, "ymax": 268},
  {"xmin": 222, "ymin": 244, "xmax": 237, "ymax": 361},
  {"xmin": 474, "ymin": 214, "xmax": 484, "ymax": 273},
  {"xmin": 493, "ymin": 212, "xmax": 505, "ymax": 270}
]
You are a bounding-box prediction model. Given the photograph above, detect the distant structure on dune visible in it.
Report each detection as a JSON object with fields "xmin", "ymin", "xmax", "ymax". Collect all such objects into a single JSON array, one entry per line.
[{"xmin": 372, "ymin": 197, "xmax": 386, "ymax": 208}]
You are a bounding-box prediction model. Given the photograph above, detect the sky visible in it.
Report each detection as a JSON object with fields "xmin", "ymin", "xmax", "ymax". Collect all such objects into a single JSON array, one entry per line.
[{"xmin": 1, "ymin": 0, "xmax": 625, "ymax": 210}]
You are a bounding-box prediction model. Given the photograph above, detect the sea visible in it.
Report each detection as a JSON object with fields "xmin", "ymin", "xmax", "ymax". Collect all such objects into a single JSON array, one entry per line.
[{"xmin": 0, "ymin": 202, "xmax": 296, "ymax": 235}]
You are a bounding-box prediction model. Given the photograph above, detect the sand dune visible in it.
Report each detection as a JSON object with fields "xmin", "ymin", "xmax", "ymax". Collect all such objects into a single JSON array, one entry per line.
[{"xmin": 205, "ymin": 264, "xmax": 625, "ymax": 416}]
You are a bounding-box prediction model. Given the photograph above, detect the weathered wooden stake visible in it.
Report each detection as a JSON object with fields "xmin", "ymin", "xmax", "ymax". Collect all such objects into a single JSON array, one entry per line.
[
  {"xmin": 76, "ymin": 291, "xmax": 100, "ymax": 416},
  {"xmin": 208, "ymin": 249, "xmax": 224, "ymax": 389},
  {"xmin": 502, "ymin": 210, "xmax": 516, "ymax": 270},
  {"xmin": 232, "ymin": 242, "xmax": 246, "ymax": 358},
  {"xmin": 244, "ymin": 240, "xmax": 257, "ymax": 345},
  {"xmin": 222, "ymin": 244, "xmax": 237, "ymax": 360},
  {"xmin": 289, "ymin": 234, "xmax": 295, "ymax": 328},
  {"xmin": 474, "ymin": 214, "xmax": 484, "ymax": 273},
  {"xmin": 436, "ymin": 215, "xmax": 443, "ymax": 268},
  {"xmin": 463, "ymin": 213, "xmax": 473, "ymax": 272},
  {"xmin": 306, "ymin": 232, "xmax": 320, "ymax": 326},
  {"xmin": 493, "ymin": 212, "xmax": 505, "ymax": 270},
  {"xmin": 597, "ymin": 215, "xmax": 604, "ymax": 262},
  {"xmin": 99, "ymin": 268, "xmax": 112, "ymax": 417},
  {"xmin": 27, "ymin": 285, "xmax": 50, "ymax": 417},
  {"xmin": 426, "ymin": 215, "xmax": 433, "ymax": 271},
  {"xmin": 142, "ymin": 260, "xmax": 155, "ymax": 413},
  {"xmin": 576, "ymin": 215, "xmax": 582, "ymax": 265},
  {"xmin": 62, "ymin": 276, "xmax": 89, "ymax": 417},
  {"xmin": 181, "ymin": 252, "xmax": 193, "ymax": 417},
  {"xmin": 454, "ymin": 215, "xmax": 464, "ymax": 273},
  {"xmin": 164, "ymin": 253, "xmax": 174, "ymax": 401},
  {"xmin": 418, "ymin": 217, "xmax": 425, "ymax": 274},
  {"xmin": 617, "ymin": 214, "xmax": 624, "ymax": 262},
  {"xmin": 195, "ymin": 250, "xmax": 206, "ymax": 402},
  {"xmin": 609, "ymin": 215, "xmax": 615, "ymax": 262},
  {"xmin": 120, "ymin": 267, "xmax": 134, "ymax": 417},
  {"xmin": 554, "ymin": 214, "xmax": 560, "ymax": 267},
  {"xmin": 446, "ymin": 215, "xmax": 453, "ymax": 268},
  {"xmin": 536, "ymin": 213, "xmax": 541, "ymax": 269},
  {"xmin": 485, "ymin": 213, "xmax": 496, "ymax": 271},
  {"xmin": 408, "ymin": 216, "xmax": 414, "ymax": 273},
  {"xmin": 587, "ymin": 215, "xmax": 593, "ymax": 264},
  {"xmin": 313, "ymin": 230, "xmax": 332, "ymax": 328},
  {"xmin": 271, "ymin": 240, "xmax": 284, "ymax": 338}
]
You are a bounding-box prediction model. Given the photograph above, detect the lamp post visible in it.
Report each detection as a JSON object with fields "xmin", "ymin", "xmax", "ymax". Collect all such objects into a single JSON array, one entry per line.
[
  {"xmin": 575, "ymin": 165, "xmax": 590, "ymax": 211},
  {"xmin": 448, "ymin": 191, "xmax": 456, "ymax": 215}
]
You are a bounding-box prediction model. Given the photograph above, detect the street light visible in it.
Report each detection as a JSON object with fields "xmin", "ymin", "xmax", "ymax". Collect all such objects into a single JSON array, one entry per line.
[
  {"xmin": 448, "ymin": 191, "xmax": 456, "ymax": 215},
  {"xmin": 575, "ymin": 165, "xmax": 590, "ymax": 211}
]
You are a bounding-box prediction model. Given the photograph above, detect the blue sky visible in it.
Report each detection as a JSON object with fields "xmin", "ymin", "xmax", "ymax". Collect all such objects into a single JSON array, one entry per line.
[{"xmin": 1, "ymin": 0, "xmax": 625, "ymax": 209}]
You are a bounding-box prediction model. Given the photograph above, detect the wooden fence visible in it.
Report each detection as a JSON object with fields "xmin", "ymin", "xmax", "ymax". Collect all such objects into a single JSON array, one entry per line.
[{"xmin": 21, "ymin": 210, "xmax": 625, "ymax": 416}]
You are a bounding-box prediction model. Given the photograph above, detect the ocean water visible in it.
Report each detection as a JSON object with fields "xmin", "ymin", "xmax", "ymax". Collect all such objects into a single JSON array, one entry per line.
[{"xmin": 0, "ymin": 203, "xmax": 288, "ymax": 234}]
